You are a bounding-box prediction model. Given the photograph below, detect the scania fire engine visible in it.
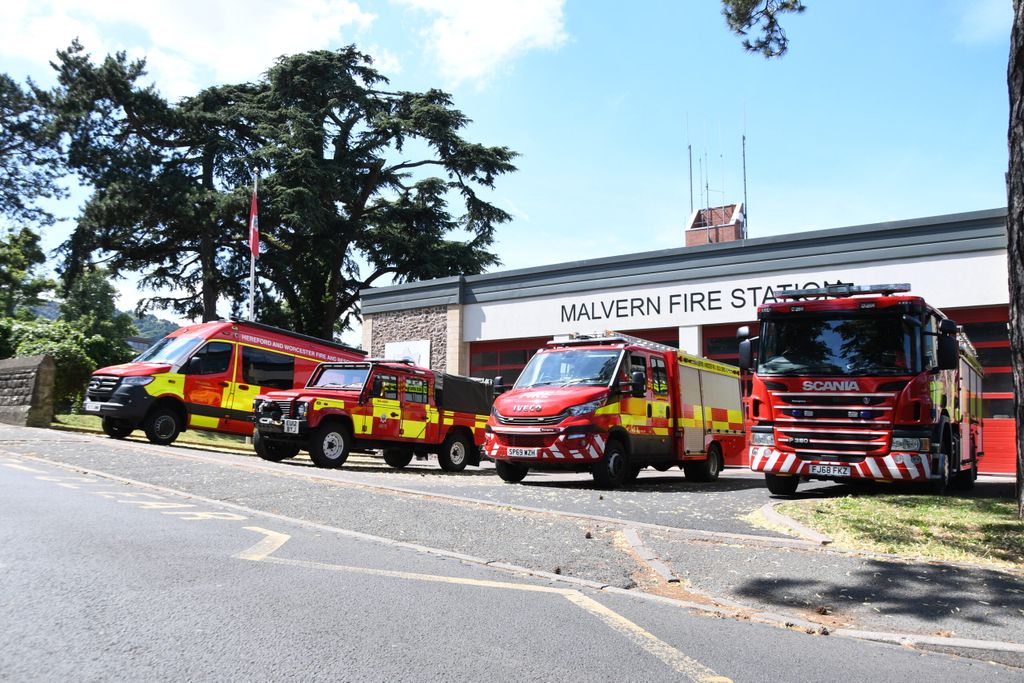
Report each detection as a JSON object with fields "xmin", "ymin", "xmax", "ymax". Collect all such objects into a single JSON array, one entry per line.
[
  {"xmin": 252, "ymin": 360, "xmax": 492, "ymax": 471},
  {"xmin": 485, "ymin": 332, "xmax": 745, "ymax": 488},
  {"xmin": 738, "ymin": 283, "xmax": 984, "ymax": 496}
]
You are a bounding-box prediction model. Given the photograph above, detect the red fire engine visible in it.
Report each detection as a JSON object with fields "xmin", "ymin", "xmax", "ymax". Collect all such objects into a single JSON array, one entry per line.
[
  {"xmin": 738, "ymin": 283, "xmax": 984, "ymax": 495},
  {"xmin": 485, "ymin": 332, "xmax": 745, "ymax": 488},
  {"xmin": 251, "ymin": 360, "xmax": 492, "ymax": 471}
]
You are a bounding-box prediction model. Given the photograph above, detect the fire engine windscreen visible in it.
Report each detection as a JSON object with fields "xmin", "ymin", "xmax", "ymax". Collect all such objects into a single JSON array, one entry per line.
[
  {"xmin": 515, "ymin": 349, "xmax": 624, "ymax": 389},
  {"xmin": 310, "ymin": 366, "xmax": 370, "ymax": 389},
  {"xmin": 758, "ymin": 313, "xmax": 919, "ymax": 376},
  {"xmin": 134, "ymin": 335, "xmax": 203, "ymax": 365}
]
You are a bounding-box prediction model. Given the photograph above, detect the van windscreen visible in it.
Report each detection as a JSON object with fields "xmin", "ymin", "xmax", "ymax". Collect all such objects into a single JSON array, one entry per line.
[{"xmin": 134, "ymin": 336, "xmax": 203, "ymax": 365}]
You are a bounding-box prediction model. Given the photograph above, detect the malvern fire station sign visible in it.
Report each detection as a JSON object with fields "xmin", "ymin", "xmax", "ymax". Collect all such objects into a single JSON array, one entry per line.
[{"xmin": 463, "ymin": 252, "xmax": 1008, "ymax": 341}]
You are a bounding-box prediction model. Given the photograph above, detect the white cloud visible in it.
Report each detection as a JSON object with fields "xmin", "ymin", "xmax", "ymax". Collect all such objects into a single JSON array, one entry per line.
[
  {"xmin": 954, "ymin": 0, "xmax": 1011, "ymax": 45},
  {"xmin": 0, "ymin": 0, "xmax": 377, "ymax": 98},
  {"xmin": 396, "ymin": 0, "xmax": 567, "ymax": 87}
]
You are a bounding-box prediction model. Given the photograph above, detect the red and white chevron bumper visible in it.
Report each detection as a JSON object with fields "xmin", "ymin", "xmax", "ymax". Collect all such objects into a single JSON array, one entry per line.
[
  {"xmin": 748, "ymin": 446, "xmax": 935, "ymax": 481},
  {"xmin": 485, "ymin": 429, "xmax": 607, "ymax": 463}
]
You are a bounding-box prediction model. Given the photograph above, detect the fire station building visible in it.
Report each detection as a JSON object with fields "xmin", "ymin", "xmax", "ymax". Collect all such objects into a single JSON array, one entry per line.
[{"xmin": 360, "ymin": 206, "xmax": 1015, "ymax": 474}]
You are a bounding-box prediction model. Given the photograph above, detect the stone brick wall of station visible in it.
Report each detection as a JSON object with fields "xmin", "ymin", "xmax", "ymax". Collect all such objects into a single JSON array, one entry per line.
[
  {"xmin": 363, "ymin": 305, "xmax": 451, "ymax": 372},
  {"xmin": 0, "ymin": 355, "xmax": 56, "ymax": 427}
]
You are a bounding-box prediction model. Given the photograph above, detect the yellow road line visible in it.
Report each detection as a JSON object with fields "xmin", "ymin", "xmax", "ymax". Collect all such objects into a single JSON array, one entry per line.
[{"xmin": 236, "ymin": 527, "xmax": 731, "ymax": 682}]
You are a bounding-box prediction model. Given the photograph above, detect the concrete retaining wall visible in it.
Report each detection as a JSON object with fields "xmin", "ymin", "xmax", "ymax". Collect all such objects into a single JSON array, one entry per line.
[{"xmin": 0, "ymin": 355, "xmax": 56, "ymax": 427}]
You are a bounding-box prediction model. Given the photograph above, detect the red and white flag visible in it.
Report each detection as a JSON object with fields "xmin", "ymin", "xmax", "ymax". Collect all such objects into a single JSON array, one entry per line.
[{"xmin": 248, "ymin": 186, "xmax": 259, "ymax": 258}]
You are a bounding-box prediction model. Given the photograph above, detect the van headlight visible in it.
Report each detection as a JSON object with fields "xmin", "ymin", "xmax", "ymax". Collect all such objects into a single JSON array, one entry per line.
[
  {"xmin": 751, "ymin": 431, "xmax": 774, "ymax": 446},
  {"xmin": 296, "ymin": 401, "xmax": 310, "ymax": 419},
  {"xmin": 121, "ymin": 376, "xmax": 154, "ymax": 386},
  {"xmin": 567, "ymin": 398, "xmax": 605, "ymax": 417},
  {"xmin": 892, "ymin": 437, "xmax": 930, "ymax": 452}
]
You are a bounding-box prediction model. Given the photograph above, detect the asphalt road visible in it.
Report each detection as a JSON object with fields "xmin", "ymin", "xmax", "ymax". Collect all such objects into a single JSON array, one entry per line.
[{"xmin": 0, "ymin": 448, "xmax": 1015, "ymax": 682}]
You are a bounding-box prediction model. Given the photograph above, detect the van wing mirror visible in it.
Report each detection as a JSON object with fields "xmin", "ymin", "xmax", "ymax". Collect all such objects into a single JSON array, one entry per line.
[
  {"xmin": 939, "ymin": 319, "xmax": 957, "ymax": 335},
  {"xmin": 493, "ymin": 375, "xmax": 507, "ymax": 395},
  {"xmin": 938, "ymin": 335, "xmax": 958, "ymax": 370},
  {"xmin": 183, "ymin": 356, "xmax": 202, "ymax": 375},
  {"xmin": 630, "ymin": 371, "xmax": 646, "ymax": 398}
]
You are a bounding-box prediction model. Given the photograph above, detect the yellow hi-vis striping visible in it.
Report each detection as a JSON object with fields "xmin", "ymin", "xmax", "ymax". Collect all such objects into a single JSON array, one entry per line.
[
  {"xmin": 677, "ymin": 353, "xmax": 740, "ymax": 378},
  {"xmin": 144, "ymin": 373, "xmax": 185, "ymax": 399}
]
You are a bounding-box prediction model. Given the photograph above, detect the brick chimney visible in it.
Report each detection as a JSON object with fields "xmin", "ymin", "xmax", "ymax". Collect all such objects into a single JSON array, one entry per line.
[{"xmin": 685, "ymin": 203, "xmax": 745, "ymax": 246}]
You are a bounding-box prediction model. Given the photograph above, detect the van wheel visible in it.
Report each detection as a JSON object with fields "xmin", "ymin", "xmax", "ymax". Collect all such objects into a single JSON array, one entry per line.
[
  {"xmin": 684, "ymin": 444, "xmax": 723, "ymax": 482},
  {"xmin": 592, "ymin": 440, "xmax": 629, "ymax": 489},
  {"xmin": 438, "ymin": 433, "xmax": 472, "ymax": 472},
  {"xmin": 143, "ymin": 408, "xmax": 181, "ymax": 446},
  {"xmin": 495, "ymin": 460, "xmax": 529, "ymax": 483},
  {"xmin": 309, "ymin": 422, "xmax": 351, "ymax": 468},
  {"xmin": 765, "ymin": 473, "xmax": 799, "ymax": 496},
  {"xmin": 253, "ymin": 430, "xmax": 299, "ymax": 462},
  {"xmin": 102, "ymin": 417, "xmax": 134, "ymax": 439},
  {"xmin": 383, "ymin": 447, "xmax": 414, "ymax": 469}
]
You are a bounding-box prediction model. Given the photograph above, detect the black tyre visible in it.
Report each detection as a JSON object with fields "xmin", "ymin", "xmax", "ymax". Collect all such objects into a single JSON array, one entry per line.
[
  {"xmin": 931, "ymin": 449, "xmax": 951, "ymax": 495},
  {"xmin": 683, "ymin": 443, "xmax": 723, "ymax": 482},
  {"xmin": 765, "ymin": 473, "xmax": 799, "ymax": 496},
  {"xmin": 309, "ymin": 422, "xmax": 352, "ymax": 468},
  {"xmin": 495, "ymin": 460, "xmax": 529, "ymax": 483},
  {"xmin": 383, "ymin": 447, "xmax": 414, "ymax": 469},
  {"xmin": 591, "ymin": 440, "xmax": 630, "ymax": 489},
  {"xmin": 623, "ymin": 464, "xmax": 642, "ymax": 483},
  {"xmin": 101, "ymin": 416, "xmax": 134, "ymax": 439},
  {"xmin": 253, "ymin": 429, "xmax": 300, "ymax": 462},
  {"xmin": 143, "ymin": 408, "xmax": 181, "ymax": 446},
  {"xmin": 438, "ymin": 433, "xmax": 472, "ymax": 472}
]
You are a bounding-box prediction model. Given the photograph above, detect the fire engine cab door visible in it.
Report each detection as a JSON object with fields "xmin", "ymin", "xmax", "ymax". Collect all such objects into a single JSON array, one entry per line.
[
  {"xmin": 400, "ymin": 376, "xmax": 430, "ymax": 441},
  {"xmin": 369, "ymin": 371, "xmax": 402, "ymax": 440},
  {"xmin": 181, "ymin": 341, "xmax": 235, "ymax": 431},
  {"xmin": 623, "ymin": 352, "xmax": 656, "ymax": 457}
]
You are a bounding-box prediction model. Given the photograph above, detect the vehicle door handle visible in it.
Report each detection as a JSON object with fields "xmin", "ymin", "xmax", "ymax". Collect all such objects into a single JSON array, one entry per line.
[
  {"xmin": 219, "ymin": 382, "xmax": 230, "ymax": 387},
  {"xmin": 238, "ymin": 385, "xmax": 249, "ymax": 391},
  {"xmin": 390, "ymin": 412, "xmax": 399, "ymax": 418},
  {"xmin": 647, "ymin": 404, "xmax": 652, "ymax": 418}
]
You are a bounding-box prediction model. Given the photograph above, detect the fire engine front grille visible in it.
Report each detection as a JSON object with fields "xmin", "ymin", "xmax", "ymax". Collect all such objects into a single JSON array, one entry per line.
[
  {"xmin": 86, "ymin": 375, "xmax": 120, "ymax": 400},
  {"xmin": 771, "ymin": 389, "xmax": 898, "ymax": 457},
  {"xmin": 499, "ymin": 434, "xmax": 549, "ymax": 448},
  {"xmin": 273, "ymin": 400, "xmax": 295, "ymax": 418},
  {"xmin": 495, "ymin": 412, "xmax": 566, "ymax": 426}
]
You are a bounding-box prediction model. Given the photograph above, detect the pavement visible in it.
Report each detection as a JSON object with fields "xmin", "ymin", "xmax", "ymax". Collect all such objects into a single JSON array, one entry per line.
[{"xmin": 3, "ymin": 423, "xmax": 1022, "ymax": 668}]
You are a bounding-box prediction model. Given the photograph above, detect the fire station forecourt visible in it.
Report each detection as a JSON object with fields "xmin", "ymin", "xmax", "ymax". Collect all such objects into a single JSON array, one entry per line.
[{"xmin": 14, "ymin": 423, "xmax": 1024, "ymax": 668}]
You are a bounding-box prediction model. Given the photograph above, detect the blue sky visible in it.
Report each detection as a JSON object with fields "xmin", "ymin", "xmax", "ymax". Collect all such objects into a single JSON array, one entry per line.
[{"xmin": 0, "ymin": 0, "xmax": 1012, "ymax": 338}]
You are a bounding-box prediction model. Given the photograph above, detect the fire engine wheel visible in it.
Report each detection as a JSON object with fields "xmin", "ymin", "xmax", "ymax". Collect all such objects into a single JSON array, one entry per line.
[
  {"xmin": 309, "ymin": 423, "xmax": 351, "ymax": 468},
  {"xmin": 253, "ymin": 430, "xmax": 300, "ymax": 462},
  {"xmin": 495, "ymin": 460, "xmax": 529, "ymax": 483},
  {"xmin": 101, "ymin": 417, "xmax": 134, "ymax": 439},
  {"xmin": 683, "ymin": 444, "xmax": 723, "ymax": 482},
  {"xmin": 438, "ymin": 433, "xmax": 472, "ymax": 472},
  {"xmin": 931, "ymin": 450, "xmax": 952, "ymax": 495},
  {"xmin": 592, "ymin": 440, "xmax": 630, "ymax": 489},
  {"xmin": 143, "ymin": 408, "xmax": 181, "ymax": 446},
  {"xmin": 764, "ymin": 473, "xmax": 799, "ymax": 496},
  {"xmin": 383, "ymin": 447, "xmax": 414, "ymax": 469}
]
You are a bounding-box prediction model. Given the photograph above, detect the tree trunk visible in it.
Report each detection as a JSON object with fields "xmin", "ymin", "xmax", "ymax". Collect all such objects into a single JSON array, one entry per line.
[
  {"xmin": 1008, "ymin": 0, "xmax": 1024, "ymax": 519},
  {"xmin": 199, "ymin": 151, "xmax": 219, "ymax": 322}
]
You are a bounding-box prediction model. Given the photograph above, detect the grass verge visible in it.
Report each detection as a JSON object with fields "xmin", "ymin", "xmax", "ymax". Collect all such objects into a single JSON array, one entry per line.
[
  {"xmin": 776, "ymin": 495, "xmax": 1024, "ymax": 570},
  {"xmin": 52, "ymin": 414, "xmax": 251, "ymax": 451}
]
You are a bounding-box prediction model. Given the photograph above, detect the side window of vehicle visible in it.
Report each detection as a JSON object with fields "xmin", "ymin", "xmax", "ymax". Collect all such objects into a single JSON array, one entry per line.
[
  {"xmin": 185, "ymin": 342, "xmax": 233, "ymax": 376},
  {"xmin": 922, "ymin": 315, "xmax": 938, "ymax": 370},
  {"xmin": 629, "ymin": 353, "xmax": 648, "ymax": 383},
  {"xmin": 651, "ymin": 357, "xmax": 669, "ymax": 396},
  {"xmin": 404, "ymin": 377, "xmax": 429, "ymax": 404},
  {"xmin": 373, "ymin": 373, "xmax": 399, "ymax": 400},
  {"xmin": 242, "ymin": 346, "xmax": 295, "ymax": 390}
]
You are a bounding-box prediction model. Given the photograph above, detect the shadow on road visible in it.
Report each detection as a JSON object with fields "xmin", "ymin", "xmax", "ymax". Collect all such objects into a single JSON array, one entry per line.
[{"xmin": 734, "ymin": 557, "xmax": 1024, "ymax": 631}]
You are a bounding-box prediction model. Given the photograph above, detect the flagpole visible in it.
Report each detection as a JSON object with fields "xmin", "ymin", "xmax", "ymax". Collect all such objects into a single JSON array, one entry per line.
[{"xmin": 248, "ymin": 168, "xmax": 258, "ymax": 321}]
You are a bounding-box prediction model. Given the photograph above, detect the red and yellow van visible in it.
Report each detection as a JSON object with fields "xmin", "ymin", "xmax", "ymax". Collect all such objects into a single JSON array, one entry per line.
[{"xmin": 82, "ymin": 320, "xmax": 364, "ymax": 445}]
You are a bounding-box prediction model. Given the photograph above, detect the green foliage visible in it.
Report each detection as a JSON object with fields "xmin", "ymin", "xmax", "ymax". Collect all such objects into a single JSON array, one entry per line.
[
  {"xmin": 132, "ymin": 313, "xmax": 178, "ymax": 340},
  {"xmin": 48, "ymin": 42, "xmax": 516, "ymax": 339},
  {"xmin": 0, "ymin": 226, "xmax": 53, "ymax": 318},
  {"xmin": 0, "ymin": 317, "xmax": 13, "ymax": 358},
  {"xmin": 10, "ymin": 319, "xmax": 96, "ymax": 408},
  {"xmin": 0, "ymin": 73, "xmax": 65, "ymax": 226},
  {"xmin": 59, "ymin": 268, "xmax": 138, "ymax": 369},
  {"xmin": 722, "ymin": 0, "xmax": 806, "ymax": 57}
]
